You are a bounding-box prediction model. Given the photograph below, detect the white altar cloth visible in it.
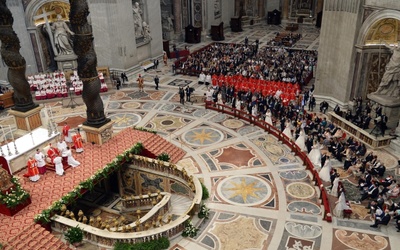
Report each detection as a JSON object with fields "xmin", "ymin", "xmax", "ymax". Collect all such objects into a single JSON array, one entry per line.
[{"xmin": 2, "ymin": 127, "xmax": 59, "ymax": 174}]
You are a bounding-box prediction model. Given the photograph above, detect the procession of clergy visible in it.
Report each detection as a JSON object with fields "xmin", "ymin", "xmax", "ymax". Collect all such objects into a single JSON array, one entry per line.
[
  {"xmin": 28, "ymin": 70, "xmax": 108, "ymax": 100},
  {"xmin": 25, "ymin": 123, "xmax": 84, "ymax": 182}
]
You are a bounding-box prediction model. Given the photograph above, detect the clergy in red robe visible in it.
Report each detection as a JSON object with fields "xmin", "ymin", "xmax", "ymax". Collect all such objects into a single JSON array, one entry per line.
[
  {"xmin": 72, "ymin": 131, "xmax": 84, "ymax": 153},
  {"xmin": 47, "ymin": 144, "xmax": 60, "ymax": 164},
  {"xmin": 62, "ymin": 122, "xmax": 72, "ymax": 143},
  {"xmin": 27, "ymin": 157, "xmax": 40, "ymax": 182}
]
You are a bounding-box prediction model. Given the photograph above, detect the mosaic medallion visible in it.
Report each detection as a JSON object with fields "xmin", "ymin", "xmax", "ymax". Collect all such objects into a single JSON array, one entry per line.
[
  {"xmin": 334, "ymin": 229, "xmax": 390, "ymax": 250},
  {"xmin": 287, "ymin": 201, "xmax": 321, "ymax": 214},
  {"xmin": 121, "ymin": 102, "xmax": 141, "ymax": 109},
  {"xmin": 109, "ymin": 113, "xmax": 141, "ymax": 128},
  {"xmin": 284, "ymin": 222, "xmax": 322, "ymax": 239},
  {"xmin": 280, "ymin": 171, "xmax": 308, "ymax": 180},
  {"xmin": 161, "ymin": 104, "xmax": 176, "ymax": 111},
  {"xmin": 182, "ymin": 127, "xmax": 223, "ymax": 146},
  {"xmin": 222, "ymin": 119, "xmax": 244, "ymax": 129},
  {"xmin": 217, "ymin": 175, "xmax": 272, "ymax": 206},
  {"xmin": 286, "ymin": 182, "xmax": 315, "ymax": 199},
  {"xmin": 149, "ymin": 114, "xmax": 192, "ymax": 132},
  {"xmin": 107, "ymin": 102, "xmax": 121, "ymax": 109}
]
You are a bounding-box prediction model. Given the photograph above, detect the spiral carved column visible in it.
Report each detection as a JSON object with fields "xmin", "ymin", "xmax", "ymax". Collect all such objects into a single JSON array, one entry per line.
[
  {"xmin": 0, "ymin": 0, "xmax": 37, "ymax": 112},
  {"xmin": 69, "ymin": 0, "xmax": 110, "ymax": 127}
]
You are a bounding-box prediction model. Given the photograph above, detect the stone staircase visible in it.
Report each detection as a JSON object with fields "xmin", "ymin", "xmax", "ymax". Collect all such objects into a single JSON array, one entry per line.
[{"xmin": 168, "ymin": 194, "xmax": 193, "ymax": 216}]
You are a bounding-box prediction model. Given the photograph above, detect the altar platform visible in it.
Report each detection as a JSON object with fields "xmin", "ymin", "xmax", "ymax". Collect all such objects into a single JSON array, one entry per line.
[{"xmin": 1, "ymin": 127, "xmax": 59, "ymax": 175}]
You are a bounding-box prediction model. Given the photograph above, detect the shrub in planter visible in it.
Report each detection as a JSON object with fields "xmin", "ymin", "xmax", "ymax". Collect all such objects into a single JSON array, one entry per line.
[
  {"xmin": 201, "ymin": 182, "xmax": 209, "ymax": 200},
  {"xmin": 157, "ymin": 152, "xmax": 170, "ymax": 162},
  {"xmin": 114, "ymin": 237, "xmax": 169, "ymax": 250},
  {"xmin": 64, "ymin": 226, "xmax": 83, "ymax": 245}
]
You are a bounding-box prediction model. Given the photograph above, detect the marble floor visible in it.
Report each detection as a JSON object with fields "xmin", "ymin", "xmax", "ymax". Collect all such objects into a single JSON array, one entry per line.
[{"xmin": 1, "ymin": 22, "xmax": 399, "ymax": 250}]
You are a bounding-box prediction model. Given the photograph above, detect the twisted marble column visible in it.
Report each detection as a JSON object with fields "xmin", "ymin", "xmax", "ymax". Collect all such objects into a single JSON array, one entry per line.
[
  {"xmin": 0, "ymin": 0, "xmax": 37, "ymax": 112},
  {"xmin": 69, "ymin": 0, "xmax": 109, "ymax": 127}
]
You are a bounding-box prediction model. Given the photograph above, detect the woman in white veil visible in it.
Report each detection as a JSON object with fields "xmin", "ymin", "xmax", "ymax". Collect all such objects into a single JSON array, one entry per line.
[
  {"xmin": 334, "ymin": 192, "xmax": 351, "ymax": 217},
  {"xmin": 265, "ymin": 109, "xmax": 273, "ymax": 125},
  {"xmin": 308, "ymin": 140, "xmax": 322, "ymax": 167},
  {"xmin": 319, "ymin": 155, "xmax": 332, "ymax": 182},
  {"xmin": 295, "ymin": 128, "xmax": 307, "ymax": 151}
]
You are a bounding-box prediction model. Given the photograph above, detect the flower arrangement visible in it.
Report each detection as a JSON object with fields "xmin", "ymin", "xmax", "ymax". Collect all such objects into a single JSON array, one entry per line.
[
  {"xmin": 157, "ymin": 152, "xmax": 170, "ymax": 162},
  {"xmin": 64, "ymin": 225, "xmax": 83, "ymax": 245},
  {"xmin": 0, "ymin": 176, "xmax": 30, "ymax": 208},
  {"xmin": 34, "ymin": 142, "xmax": 144, "ymax": 224},
  {"xmin": 181, "ymin": 220, "xmax": 199, "ymax": 238},
  {"xmin": 198, "ymin": 204, "xmax": 210, "ymax": 219}
]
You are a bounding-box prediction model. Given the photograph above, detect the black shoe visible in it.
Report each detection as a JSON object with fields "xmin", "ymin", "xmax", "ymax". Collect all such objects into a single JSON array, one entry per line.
[{"xmin": 370, "ymin": 225, "xmax": 377, "ymax": 228}]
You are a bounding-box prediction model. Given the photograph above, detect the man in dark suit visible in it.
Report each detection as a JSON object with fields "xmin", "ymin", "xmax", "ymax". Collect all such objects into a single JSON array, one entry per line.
[
  {"xmin": 360, "ymin": 182, "xmax": 379, "ymax": 201},
  {"xmin": 380, "ymin": 113, "xmax": 388, "ymax": 136},
  {"xmin": 371, "ymin": 209, "xmax": 391, "ymax": 228}
]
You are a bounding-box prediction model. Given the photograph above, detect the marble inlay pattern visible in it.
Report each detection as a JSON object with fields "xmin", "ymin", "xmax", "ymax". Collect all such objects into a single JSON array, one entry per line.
[
  {"xmin": 182, "ymin": 127, "xmax": 224, "ymax": 147},
  {"xmin": 251, "ymin": 135, "xmax": 297, "ymax": 164},
  {"xmin": 286, "ymin": 182, "xmax": 315, "ymax": 199},
  {"xmin": 279, "ymin": 222, "xmax": 322, "ymax": 250},
  {"xmin": 145, "ymin": 114, "xmax": 192, "ymax": 133},
  {"xmin": 279, "ymin": 170, "xmax": 308, "ymax": 180},
  {"xmin": 208, "ymin": 215, "xmax": 272, "ymax": 250},
  {"xmin": 217, "ymin": 175, "xmax": 272, "ymax": 206},
  {"xmin": 222, "ymin": 119, "xmax": 245, "ymax": 129},
  {"xmin": 121, "ymin": 102, "xmax": 142, "ymax": 109},
  {"xmin": 213, "ymin": 174, "xmax": 277, "ymax": 209},
  {"xmin": 109, "ymin": 113, "xmax": 141, "ymax": 128},
  {"xmin": 333, "ymin": 229, "xmax": 390, "ymax": 250},
  {"xmin": 176, "ymin": 157, "xmax": 201, "ymax": 174}
]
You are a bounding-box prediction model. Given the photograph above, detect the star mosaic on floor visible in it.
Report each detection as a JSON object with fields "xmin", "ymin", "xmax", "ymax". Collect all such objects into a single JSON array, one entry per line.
[
  {"xmin": 182, "ymin": 127, "xmax": 224, "ymax": 147},
  {"xmin": 212, "ymin": 174, "xmax": 277, "ymax": 209},
  {"xmin": 109, "ymin": 113, "xmax": 142, "ymax": 128}
]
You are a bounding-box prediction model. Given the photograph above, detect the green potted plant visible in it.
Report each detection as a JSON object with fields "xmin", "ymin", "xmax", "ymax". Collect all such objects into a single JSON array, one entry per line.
[
  {"xmin": 64, "ymin": 225, "xmax": 83, "ymax": 247},
  {"xmin": 157, "ymin": 152, "xmax": 170, "ymax": 162}
]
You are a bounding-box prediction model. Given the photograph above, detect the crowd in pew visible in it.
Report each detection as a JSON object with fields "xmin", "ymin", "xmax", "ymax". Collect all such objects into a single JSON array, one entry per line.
[
  {"xmin": 176, "ymin": 42, "xmax": 317, "ymax": 86},
  {"xmin": 267, "ymin": 33, "xmax": 302, "ymax": 47},
  {"xmin": 27, "ymin": 70, "xmax": 108, "ymax": 100},
  {"xmin": 333, "ymin": 96, "xmax": 388, "ymax": 136}
]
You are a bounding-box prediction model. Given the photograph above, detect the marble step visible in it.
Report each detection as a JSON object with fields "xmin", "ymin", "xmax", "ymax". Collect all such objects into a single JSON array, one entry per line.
[{"xmin": 169, "ymin": 194, "xmax": 193, "ymax": 216}]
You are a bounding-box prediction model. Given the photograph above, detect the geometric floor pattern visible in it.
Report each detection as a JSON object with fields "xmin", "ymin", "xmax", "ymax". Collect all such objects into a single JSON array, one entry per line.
[{"xmin": 1, "ymin": 23, "xmax": 400, "ymax": 250}]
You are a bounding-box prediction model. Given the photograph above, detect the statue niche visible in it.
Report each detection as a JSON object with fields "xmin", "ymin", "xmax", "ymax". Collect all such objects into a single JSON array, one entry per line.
[{"xmin": 132, "ymin": 0, "xmax": 151, "ymax": 44}]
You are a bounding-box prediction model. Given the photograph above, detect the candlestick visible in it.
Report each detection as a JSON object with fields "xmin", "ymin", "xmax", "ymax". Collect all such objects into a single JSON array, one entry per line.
[
  {"xmin": 13, "ymin": 141, "xmax": 18, "ymax": 155},
  {"xmin": 0, "ymin": 144, "xmax": 4, "ymax": 156},
  {"xmin": 30, "ymin": 132, "xmax": 35, "ymax": 145},
  {"xmin": 9, "ymin": 125, "xmax": 14, "ymax": 141},
  {"xmin": 6, "ymin": 143, "xmax": 11, "ymax": 156}
]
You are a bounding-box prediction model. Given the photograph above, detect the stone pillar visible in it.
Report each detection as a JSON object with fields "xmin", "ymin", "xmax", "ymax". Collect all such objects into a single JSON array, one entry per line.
[
  {"xmin": 317, "ymin": 0, "xmax": 324, "ymax": 12},
  {"xmin": 173, "ymin": 0, "xmax": 182, "ymax": 33},
  {"xmin": 258, "ymin": 0, "xmax": 265, "ymax": 17},
  {"xmin": 282, "ymin": 0, "xmax": 290, "ymax": 19}
]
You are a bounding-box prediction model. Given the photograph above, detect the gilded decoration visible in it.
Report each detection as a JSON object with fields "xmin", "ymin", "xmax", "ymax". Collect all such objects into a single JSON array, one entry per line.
[
  {"xmin": 366, "ymin": 53, "xmax": 390, "ymax": 94},
  {"xmin": 365, "ymin": 18, "xmax": 400, "ymax": 45},
  {"xmin": 34, "ymin": 1, "xmax": 71, "ymax": 26}
]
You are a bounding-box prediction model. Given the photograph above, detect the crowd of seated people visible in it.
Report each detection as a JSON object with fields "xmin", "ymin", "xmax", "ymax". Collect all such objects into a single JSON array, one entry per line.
[
  {"xmin": 177, "ymin": 42, "xmax": 317, "ymax": 86},
  {"xmin": 340, "ymin": 97, "xmax": 388, "ymax": 136},
  {"xmin": 28, "ymin": 70, "xmax": 108, "ymax": 100},
  {"xmin": 267, "ymin": 33, "xmax": 302, "ymax": 47}
]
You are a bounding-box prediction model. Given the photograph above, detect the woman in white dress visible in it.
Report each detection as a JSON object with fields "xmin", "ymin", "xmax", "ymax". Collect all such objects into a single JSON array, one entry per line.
[
  {"xmin": 319, "ymin": 156, "xmax": 332, "ymax": 182},
  {"xmin": 282, "ymin": 119, "xmax": 293, "ymax": 140},
  {"xmin": 265, "ymin": 109, "xmax": 273, "ymax": 125},
  {"xmin": 251, "ymin": 104, "xmax": 258, "ymax": 118},
  {"xmin": 295, "ymin": 129, "xmax": 307, "ymax": 151},
  {"xmin": 308, "ymin": 141, "xmax": 322, "ymax": 167},
  {"xmin": 66, "ymin": 147, "xmax": 80, "ymax": 167},
  {"xmin": 334, "ymin": 192, "xmax": 351, "ymax": 217},
  {"xmin": 53, "ymin": 155, "xmax": 64, "ymax": 176},
  {"xmin": 330, "ymin": 175, "xmax": 340, "ymax": 197}
]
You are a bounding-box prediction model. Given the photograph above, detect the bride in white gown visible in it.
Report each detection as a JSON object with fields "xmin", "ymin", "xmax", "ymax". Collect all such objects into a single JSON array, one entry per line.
[
  {"xmin": 265, "ymin": 109, "xmax": 273, "ymax": 125},
  {"xmin": 295, "ymin": 129, "xmax": 307, "ymax": 151},
  {"xmin": 330, "ymin": 175, "xmax": 340, "ymax": 197},
  {"xmin": 308, "ymin": 141, "xmax": 322, "ymax": 167},
  {"xmin": 282, "ymin": 119, "xmax": 293, "ymax": 140},
  {"xmin": 319, "ymin": 155, "xmax": 332, "ymax": 182},
  {"xmin": 334, "ymin": 192, "xmax": 351, "ymax": 217}
]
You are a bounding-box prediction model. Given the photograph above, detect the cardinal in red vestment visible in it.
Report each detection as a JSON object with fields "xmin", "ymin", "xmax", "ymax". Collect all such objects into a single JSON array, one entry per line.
[
  {"xmin": 27, "ymin": 157, "xmax": 40, "ymax": 182},
  {"xmin": 72, "ymin": 130, "xmax": 84, "ymax": 153}
]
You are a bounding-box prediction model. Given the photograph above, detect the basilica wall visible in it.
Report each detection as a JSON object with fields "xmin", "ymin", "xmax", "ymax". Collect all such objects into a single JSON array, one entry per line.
[
  {"xmin": 315, "ymin": 0, "xmax": 362, "ymax": 105},
  {"xmin": 365, "ymin": 0, "xmax": 400, "ymax": 11}
]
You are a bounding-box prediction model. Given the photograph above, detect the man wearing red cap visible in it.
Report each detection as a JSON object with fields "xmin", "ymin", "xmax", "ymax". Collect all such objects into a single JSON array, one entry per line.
[{"xmin": 137, "ymin": 74, "xmax": 144, "ymax": 92}]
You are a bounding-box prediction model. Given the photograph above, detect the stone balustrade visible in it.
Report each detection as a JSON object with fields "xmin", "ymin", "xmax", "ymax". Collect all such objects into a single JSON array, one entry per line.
[{"xmin": 51, "ymin": 155, "xmax": 202, "ymax": 248}]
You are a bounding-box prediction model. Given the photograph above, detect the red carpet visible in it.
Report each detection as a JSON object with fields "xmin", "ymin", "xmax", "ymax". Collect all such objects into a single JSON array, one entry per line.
[{"xmin": 0, "ymin": 128, "xmax": 185, "ymax": 249}]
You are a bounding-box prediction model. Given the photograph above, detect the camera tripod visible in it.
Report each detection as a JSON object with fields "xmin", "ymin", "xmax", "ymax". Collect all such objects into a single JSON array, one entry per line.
[
  {"xmin": 370, "ymin": 124, "xmax": 382, "ymax": 137},
  {"xmin": 66, "ymin": 89, "xmax": 78, "ymax": 109}
]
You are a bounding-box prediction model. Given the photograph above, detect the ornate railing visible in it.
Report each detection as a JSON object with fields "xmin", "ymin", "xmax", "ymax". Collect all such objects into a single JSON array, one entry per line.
[
  {"xmin": 51, "ymin": 155, "xmax": 203, "ymax": 247},
  {"xmin": 205, "ymin": 101, "xmax": 332, "ymax": 222}
]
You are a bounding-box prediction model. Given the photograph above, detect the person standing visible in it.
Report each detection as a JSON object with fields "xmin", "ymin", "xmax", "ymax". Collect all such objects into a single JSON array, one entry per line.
[
  {"xmin": 62, "ymin": 122, "xmax": 72, "ymax": 144},
  {"xmin": 163, "ymin": 51, "xmax": 168, "ymax": 66},
  {"xmin": 185, "ymin": 86, "xmax": 191, "ymax": 102},
  {"xmin": 35, "ymin": 148, "xmax": 46, "ymax": 175},
  {"xmin": 137, "ymin": 74, "xmax": 144, "ymax": 92},
  {"xmin": 154, "ymin": 75, "xmax": 159, "ymax": 90},
  {"xmin": 47, "ymin": 143, "xmax": 60, "ymax": 164},
  {"xmin": 57, "ymin": 138, "xmax": 68, "ymax": 165},
  {"xmin": 153, "ymin": 59, "xmax": 159, "ymax": 69},
  {"xmin": 27, "ymin": 156, "xmax": 40, "ymax": 182},
  {"xmin": 179, "ymin": 87, "xmax": 185, "ymax": 105},
  {"xmin": 72, "ymin": 129, "xmax": 84, "ymax": 153}
]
